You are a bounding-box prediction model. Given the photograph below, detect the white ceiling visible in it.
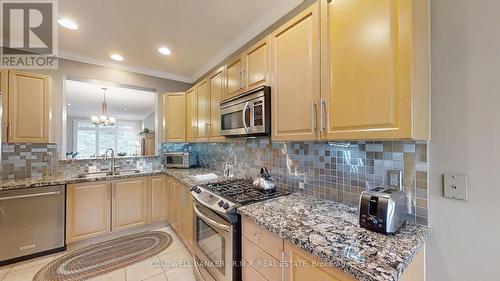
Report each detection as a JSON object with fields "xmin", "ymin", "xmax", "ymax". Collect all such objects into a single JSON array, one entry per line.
[
  {"xmin": 66, "ymin": 79, "xmax": 156, "ymax": 121},
  {"xmin": 58, "ymin": 0, "xmax": 303, "ymax": 83}
]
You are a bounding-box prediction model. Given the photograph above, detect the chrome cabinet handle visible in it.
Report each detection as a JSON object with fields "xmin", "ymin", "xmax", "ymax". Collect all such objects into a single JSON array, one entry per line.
[
  {"xmin": 311, "ymin": 102, "xmax": 317, "ymax": 132},
  {"xmin": 0, "ymin": 191, "xmax": 60, "ymax": 201},
  {"xmin": 9, "ymin": 122, "xmax": 12, "ymax": 139},
  {"xmin": 320, "ymin": 97, "xmax": 324, "ymax": 131},
  {"xmin": 322, "ymin": 99, "xmax": 329, "ymax": 132},
  {"xmin": 193, "ymin": 204, "xmax": 231, "ymax": 231},
  {"xmin": 254, "ymin": 232, "xmax": 261, "ymax": 240}
]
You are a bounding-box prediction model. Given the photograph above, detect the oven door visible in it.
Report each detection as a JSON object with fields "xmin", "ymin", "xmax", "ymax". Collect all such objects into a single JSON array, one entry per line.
[
  {"xmin": 193, "ymin": 202, "xmax": 233, "ymax": 281},
  {"xmin": 220, "ymin": 101, "xmax": 252, "ymax": 136}
]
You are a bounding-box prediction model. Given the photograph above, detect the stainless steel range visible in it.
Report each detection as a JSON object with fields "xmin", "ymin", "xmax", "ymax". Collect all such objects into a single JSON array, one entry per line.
[{"xmin": 190, "ymin": 178, "xmax": 289, "ymax": 281}]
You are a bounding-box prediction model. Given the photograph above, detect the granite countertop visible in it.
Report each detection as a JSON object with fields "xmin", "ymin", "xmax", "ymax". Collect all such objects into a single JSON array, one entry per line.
[
  {"xmin": 238, "ymin": 193, "xmax": 431, "ymax": 281},
  {"xmin": 0, "ymin": 167, "xmax": 221, "ymax": 191},
  {"xmin": 0, "ymin": 170, "xmax": 169, "ymax": 191}
]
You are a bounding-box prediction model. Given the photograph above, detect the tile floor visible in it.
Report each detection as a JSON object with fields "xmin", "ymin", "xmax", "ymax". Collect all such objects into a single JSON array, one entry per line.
[{"xmin": 0, "ymin": 226, "xmax": 196, "ymax": 281}]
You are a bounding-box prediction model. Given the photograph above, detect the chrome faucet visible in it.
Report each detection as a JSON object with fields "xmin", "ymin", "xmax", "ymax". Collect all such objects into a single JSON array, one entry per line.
[{"xmin": 104, "ymin": 148, "xmax": 116, "ymax": 175}]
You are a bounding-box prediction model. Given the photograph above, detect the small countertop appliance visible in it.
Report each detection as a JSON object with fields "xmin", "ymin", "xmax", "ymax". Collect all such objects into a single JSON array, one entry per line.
[{"xmin": 358, "ymin": 187, "xmax": 407, "ymax": 235}]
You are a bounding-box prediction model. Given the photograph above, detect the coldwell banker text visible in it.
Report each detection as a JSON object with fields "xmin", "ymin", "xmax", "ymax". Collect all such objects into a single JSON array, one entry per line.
[{"xmin": 0, "ymin": 0, "xmax": 58, "ymax": 69}]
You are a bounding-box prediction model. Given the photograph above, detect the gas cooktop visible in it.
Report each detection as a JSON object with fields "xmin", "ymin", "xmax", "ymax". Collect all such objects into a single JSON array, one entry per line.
[{"xmin": 191, "ymin": 178, "xmax": 290, "ymax": 214}]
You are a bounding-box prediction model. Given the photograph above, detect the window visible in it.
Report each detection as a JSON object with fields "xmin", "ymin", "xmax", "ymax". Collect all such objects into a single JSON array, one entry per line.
[{"xmin": 73, "ymin": 119, "xmax": 141, "ymax": 158}]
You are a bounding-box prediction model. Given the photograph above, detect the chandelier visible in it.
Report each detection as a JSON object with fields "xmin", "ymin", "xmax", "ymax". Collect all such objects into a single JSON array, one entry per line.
[{"xmin": 91, "ymin": 88, "xmax": 116, "ymax": 126}]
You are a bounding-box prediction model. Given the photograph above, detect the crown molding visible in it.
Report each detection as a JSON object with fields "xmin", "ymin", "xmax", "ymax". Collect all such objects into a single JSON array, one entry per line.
[
  {"xmin": 190, "ymin": 0, "xmax": 304, "ymax": 82},
  {"xmin": 59, "ymin": 50, "xmax": 193, "ymax": 84}
]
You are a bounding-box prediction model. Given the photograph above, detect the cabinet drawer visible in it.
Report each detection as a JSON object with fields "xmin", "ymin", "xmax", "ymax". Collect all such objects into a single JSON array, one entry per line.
[
  {"xmin": 242, "ymin": 236, "xmax": 281, "ymax": 281},
  {"xmin": 242, "ymin": 216, "xmax": 283, "ymax": 260},
  {"xmin": 242, "ymin": 259, "xmax": 269, "ymax": 281}
]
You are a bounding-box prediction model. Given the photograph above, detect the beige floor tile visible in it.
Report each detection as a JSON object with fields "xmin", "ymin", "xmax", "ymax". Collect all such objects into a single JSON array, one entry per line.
[
  {"xmin": 0, "ymin": 267, "xmax": 11, "ymax": 281},
  {"xmin": 10, "ymin": 255, "xmax": 54, "ymax": 272},
  {"xmin": 3, "ymin": 265, "xmax": 42, "ymax": 281},
  {"xmin": 141, "ymin": 272, "xmax": 167, "ymax": 281},
  {"xmin": 125, "ymin": 257, "xmax": 163, "ymax": 281},
  {"xmin": 157, "ymin": 248, "xmax": 194, "ymax": 273},
  {"xmin": 88, "ymin": 269, "xmax": 126, "ymax": 281},
  {"xmin": 164, "ymin": 267, "xmax": 196, "ymax": 281}
]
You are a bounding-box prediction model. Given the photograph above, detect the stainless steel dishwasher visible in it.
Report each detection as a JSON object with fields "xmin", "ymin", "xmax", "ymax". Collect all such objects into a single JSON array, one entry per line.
[{"xmin": 0, "ymin": 185, "xmax": 66, "ymax": 265}]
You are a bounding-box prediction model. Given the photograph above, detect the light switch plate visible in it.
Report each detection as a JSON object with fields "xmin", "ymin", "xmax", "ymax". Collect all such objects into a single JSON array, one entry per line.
[{"xmin": 444, "ymin": 174, "xmax": 468, "ymax": 200}]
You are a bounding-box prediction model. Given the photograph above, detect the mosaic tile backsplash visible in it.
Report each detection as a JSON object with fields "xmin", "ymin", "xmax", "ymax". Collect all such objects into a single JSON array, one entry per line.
[
  {"xmin": 1, "ymin": 143, "xmax": 163, "ymax": 179},
  {"xmin": 163, "ymin": 138, "xmax": 429, "ymax": 225}
]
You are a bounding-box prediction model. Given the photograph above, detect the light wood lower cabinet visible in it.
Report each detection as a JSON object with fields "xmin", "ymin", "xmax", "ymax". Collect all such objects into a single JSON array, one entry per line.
[
  {"xmin": 148, "ymin": 176, "xmax": 168, "ymax": 223},
  {"xmin": 67, "ymin": 176, "xmax": 169, "ymax": 244},
  {"xmin": 166, "ymin": 176, "xmax": 194, "ymax": 252},
  {"xmin": 112, "ymin": 178, "xmax": 148, "ymax": 232},
  {"xmin": 66, "ymin": 182, "xmax": 111, "ymax": 243}
]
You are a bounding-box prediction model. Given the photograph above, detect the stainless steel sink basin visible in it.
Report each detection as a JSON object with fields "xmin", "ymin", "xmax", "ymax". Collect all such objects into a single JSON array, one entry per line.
[{"xmin": 76, "ymin": 170, "xmax": 141, "ymax": 179}]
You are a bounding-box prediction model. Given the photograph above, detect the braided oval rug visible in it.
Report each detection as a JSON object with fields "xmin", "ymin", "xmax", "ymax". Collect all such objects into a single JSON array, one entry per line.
[{"xmin": 34, "ymin": 231, "xmax": 172, "ymax": 281}]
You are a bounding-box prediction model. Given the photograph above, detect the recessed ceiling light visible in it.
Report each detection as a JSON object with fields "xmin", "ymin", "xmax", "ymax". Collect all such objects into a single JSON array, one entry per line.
[
  {"xmin": 158, "ymin": 47, "xmax": 172, "ymax": 56},
  {"xmin": 110, "ymin": 54, "xmax": 124, "ymax": 61},
  {"xmin": 58, "ymin": 18, "xmax": 78, "ymax": 30},
  {"xmin": 67, "ymin": 103, "xmax": 71, "ymax": 106},
  {"xmin": 123, "ymin": 108, "xmax": 128, "ymax": 111}
]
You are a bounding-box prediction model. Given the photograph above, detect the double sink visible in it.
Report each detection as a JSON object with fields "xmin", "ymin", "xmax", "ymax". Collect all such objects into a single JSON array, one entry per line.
[{"xmin": 76, "ymin": 169, "xmax": 141, "ymax": 179}]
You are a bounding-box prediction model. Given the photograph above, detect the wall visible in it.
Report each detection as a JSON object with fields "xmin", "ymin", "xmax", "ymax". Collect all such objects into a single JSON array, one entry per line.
[
  {"xmin": 143, "ymin": 111, "xmax": 155, "ymax": 130},
  {"xmin": 429, "ymin": 0, "xmax": 500, "ymax": 280},
  {"xmin": 29, "ymin": 59, "xmax": 190, "ymax": 147},
  {"xmin": 164, "ymin": 138, "xmax": 429, "ymax": 225}
]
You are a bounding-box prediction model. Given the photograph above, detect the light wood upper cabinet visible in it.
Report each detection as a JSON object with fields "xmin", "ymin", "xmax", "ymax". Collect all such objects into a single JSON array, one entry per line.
[
  {"xmin": 112, "ymin": 178, "xmax": 148, "ymax": 232},
  {"xmin": 66, "ymin": 182, "xmax": 111, "ymax": 243},
  {"xmin": 163, "ymin": 92, "xmax": 186, "ymax": 142},
  {"xmin": 244, "ymin": 38, "xmax": 270, "ymax": 91},
  {"xmin": 270, "ymin": 3, "xmax": 321, "ymax": 141},
  {"xmin": 208, "ymin": 67, "xmax": 225, "ymax": 141},
  {"xmin": 185, "ymin": 87, "xmax": 197, "ymax": 141},
  {"xmin": 8, "ymin": 71, "xmax": 50, "ymax": 143},
  {"xmin": 225, "ymin": 56, "xmax": 244, "ymax": 99},
  {"xmin": 0, "ymin": 71, "xmax": 7, "ymax": 143},
  {"xmin": 320, "ymin": 0, "xmax": 429, "ymax": 140},
  {"xmin": 196, "ymin": 79, "xmax": 210, "ymax": 141},
  {"xmin": 148, "ymin": 176, "xmax": 167, "ymax": 223}
]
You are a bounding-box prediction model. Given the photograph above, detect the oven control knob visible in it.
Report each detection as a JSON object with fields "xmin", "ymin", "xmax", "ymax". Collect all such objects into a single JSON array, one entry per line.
[
  {"xmin": 218, "ymin": 200, "xmax": 224, "ymax": 207},
  {"xmin": 194, "ymin": 188, "xmax": 201, "ymax": 194},
  {"xmin": 223, "ymin": 203, "xmax": 230, "ymax": 209}
]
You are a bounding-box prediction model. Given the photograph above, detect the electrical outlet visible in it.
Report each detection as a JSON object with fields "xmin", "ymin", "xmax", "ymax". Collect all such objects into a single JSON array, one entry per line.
[
  {"xmin": 298, "ymin": 182, "xmax": 305, "ymax": 189},
  {"xmin": 444, "ymin": 174, "xmax": 468, "ymax": 200},
  {"xmin": 387, "ymin": 170, "xmax": 403, "ymax": 190}
]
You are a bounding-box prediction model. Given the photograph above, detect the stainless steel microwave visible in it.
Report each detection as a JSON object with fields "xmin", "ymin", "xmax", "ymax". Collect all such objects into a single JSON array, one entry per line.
[
  {"xmin": 220, "ymin": 86, "xmax": 271, "ymax": 137},
  {"xmin": 164, "ymin": 152, "xmax": 197, "ymax": 168}
]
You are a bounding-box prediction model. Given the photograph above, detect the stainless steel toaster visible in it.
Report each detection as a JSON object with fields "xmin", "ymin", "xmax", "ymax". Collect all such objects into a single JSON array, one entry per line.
[{"xmin": 358, "ymin": 187, "xmax": 407, "ymax": 235}]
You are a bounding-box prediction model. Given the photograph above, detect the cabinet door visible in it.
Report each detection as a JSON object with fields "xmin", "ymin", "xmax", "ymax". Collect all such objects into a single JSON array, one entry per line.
[
  {"xmin": 164, "ymin": 92, "xmax": 186, "ymax": 142},
  {"xmin": 166, "ymin": 178, "xmax": 174, "ymax": 225},
  {"xmin": 208, "ymin": 67, "xmax": 225, "ymax": 141},
  {"xmin": 270, "ymin": 3, "xmax": 320, "ymax": 141},
  {"xmin": 0, "ymin": 70, "xmax": 7, "ymax": 143},
  {"xmin": 244, "ymin": 38, "xmax": 269, "ymax": 91},
  {"xmin": 8, "ymin": 71, "xmax": 50, "ymax": 143},
  {"xmin": 185, "ymin": 87, "xmax": 197, "ymax": 141},
  {"xmin": 112, "ymin": 178, "xmax": 148, "ymax": 232},
  {"xmin": 148, "ymin": 176, "xmax": 167, "ymax": 223},
  {"xmin": 196, "ymin": 79, "xmax": 210, "ymax": 141},
  {"xmin": 66, "ymin": 182, "xmax": 111, "ymax": 243},
  {"xmin": 225, "ymin": 56, "xmax": 243, "ymax": 99},
  {"xmin": 320, "ymin": 0, "xmax": 418, "ymax": 139},
  {"xmin": 284, "ymin": 241, "xmax": 355, "ymax": 281}
]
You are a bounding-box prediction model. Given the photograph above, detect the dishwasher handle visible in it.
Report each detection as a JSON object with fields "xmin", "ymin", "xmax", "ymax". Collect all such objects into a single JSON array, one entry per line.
[{"xmin": 0, "ymin": 191, "xmax": 61, "ymax": 201}]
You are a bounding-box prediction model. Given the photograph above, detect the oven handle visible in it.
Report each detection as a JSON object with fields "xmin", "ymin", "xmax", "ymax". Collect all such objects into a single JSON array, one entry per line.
[
  {"xmin": 242, "ymin": 102, "xmax": 250, "ymax": 133},
  {"xmin": 193, "ymin": 203, "xmax": 231, "ymax": 232}
]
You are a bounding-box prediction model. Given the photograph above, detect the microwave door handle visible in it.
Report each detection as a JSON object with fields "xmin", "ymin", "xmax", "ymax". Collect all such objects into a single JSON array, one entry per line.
[{"xmin": 242, "ymin": 102, "xmax": 250, "ymax": 133}]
